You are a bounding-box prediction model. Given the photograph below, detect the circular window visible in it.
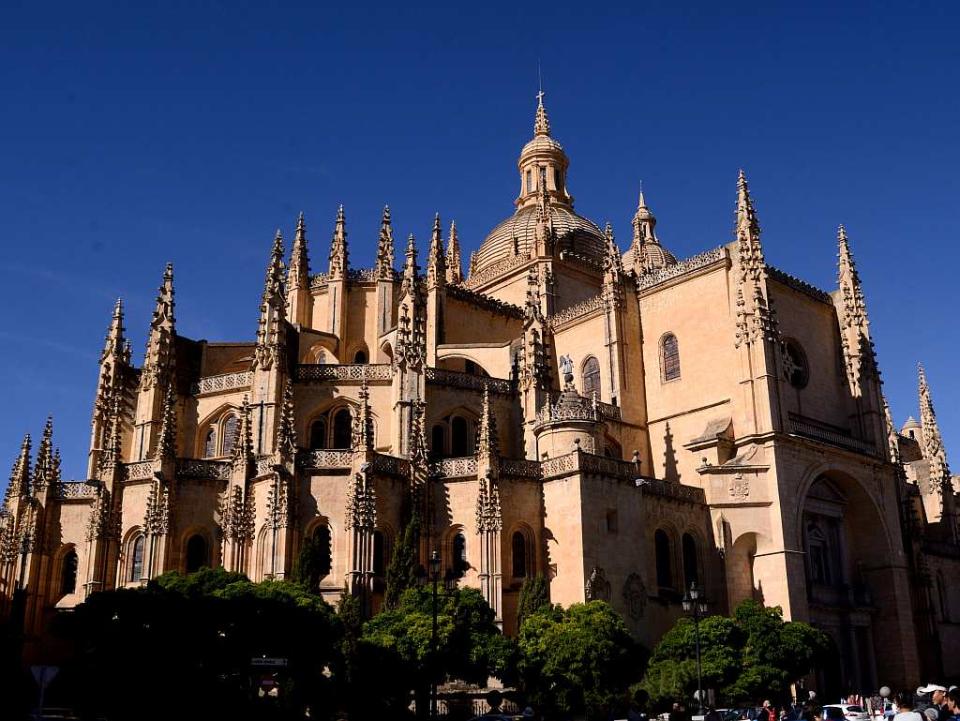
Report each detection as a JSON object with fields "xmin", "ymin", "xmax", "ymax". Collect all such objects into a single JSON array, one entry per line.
[{"xmin": 782, "ymin": 340, "xmax": 809, "ymax": 389}]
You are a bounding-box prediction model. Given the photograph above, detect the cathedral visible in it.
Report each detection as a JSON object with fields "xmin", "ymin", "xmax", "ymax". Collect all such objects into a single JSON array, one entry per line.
[{"xmin": 2, "ymin": 94, "xmax": 958, "ymax": 690}]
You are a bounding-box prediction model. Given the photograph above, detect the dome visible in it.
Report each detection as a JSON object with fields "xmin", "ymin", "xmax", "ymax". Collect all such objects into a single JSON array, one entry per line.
[
  {"xmin": 623, "ymin": 241, "xmax": 677, "ymax": 273},
  {"xmin": 901, "ymin": 416, "xmax": 921, "ymax": 434},
  {"xmin": 473, "ymin": 204, "xmax": 608, "ymax": 274},
  {"xmin": 520, "ymin": 134, "xmax": 565, "ymax": 158}
]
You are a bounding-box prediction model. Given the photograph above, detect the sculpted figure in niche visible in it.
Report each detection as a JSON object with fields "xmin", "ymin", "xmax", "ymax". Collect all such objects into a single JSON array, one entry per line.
[
  {"xmin": 623, "ymin": 572, "xmax": 647, "ymax": 619},
  {"xmin": 585, "ymin": 566, "xmax": 611, "ymax": 602}
]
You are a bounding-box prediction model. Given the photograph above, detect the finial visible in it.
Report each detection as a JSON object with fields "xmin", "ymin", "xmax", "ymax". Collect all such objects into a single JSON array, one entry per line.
[
  {"xmin": 534, "ymin": 90, "xmax": 551, "ymax": 136},
  {"xmin": 297, "ymin": 211, "xmax": 305, "ymax": 230}
]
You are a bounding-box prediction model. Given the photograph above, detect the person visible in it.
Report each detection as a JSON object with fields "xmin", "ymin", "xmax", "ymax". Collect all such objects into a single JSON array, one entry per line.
[
  {"xmin": 706, "ymin": 706, "xmax": 723, "ymax": 721},
  {"xmin": 917, "ymin": 685, "xmax": 950, "ymax": 721},
  {"xmin": 759, "ymin": 701, "xmax": 774, "ymax": 721},
  {"xmin": 894, "ymin": 692, "xmax": 924, "ymax": 721},
  {"xmin": 944, "ymin": 689, "xmax": 960, "ymax": 721}
]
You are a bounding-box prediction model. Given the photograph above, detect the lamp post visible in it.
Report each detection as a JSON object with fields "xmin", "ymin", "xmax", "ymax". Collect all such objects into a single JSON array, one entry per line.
[
  {"xmin": 682, "ymin": 581, "xmax": 709, "ymax": 714},
  {"xmin": 429, "ymin": 549, "xmax": 441, "ymax": 720}
]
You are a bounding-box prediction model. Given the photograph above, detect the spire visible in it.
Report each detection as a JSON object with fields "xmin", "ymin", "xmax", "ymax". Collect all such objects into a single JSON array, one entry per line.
[
  {"xmin": 102, "ymin": 298, "xmax": 126, "ymax": 362},
  {"xmin": 99, "ymin": 392, "xmax": 124, "ymax": 474},
  {"xmin": 837, "ymin": 225, "xmax": 875, "ymax": 393},
  {"xmin": 328, "ymin": 205, "xmax": 348, "ymax": 280},
  {"xmin": 5, "ymin": 434, "xmax": 32, "ymax": 504},
  {"xmin": 288, "ymin": 212, "xmax": 310, "ymax": 292},
  {"xmin": 919, "ymin": 364, "xmax": 951, "ymax": 493},
  {"xmin": 32, "ymin": 417, "xmax": 55, "ymax": 494},
  {"xmin": 734, "ymin": 171, "xmax": 776, "ymax": 346},
  {"xmin": 426, "ymin": 213, "xmax": 447, "ymax": 289},
  {"xmin": 603, "ymin": 222, "xmax": 624, "ymax": 278},
  {"xmin": 534, "ymin": 90, "xmax": 551, "ymax": 136},
  {"xmin": 401, "ymin": 233, "xmax": 419, "ymax": 296},
  {"xmin": 352, "ymin": 376, "xmax": 374, "ymax": 453},
  {"xmin": 882, "ymin": 395, "xmax": 901, "ymax": 464},
  {"xmin": 534, "ymin": 166, "xmax": 554, "ymax": 254},
  {"xmin": 232, "ymin": 397, "xmax": 255, "ymax": 471},
  {"xmin": 155, "ymin": 382, "xmax": 177, "ymax": 461},
  {"xmin": 141, "ymin": 264, "xmax": 176, "ymax": 390},
  {"xmin": 375, "ymin": 205, "xmax": 395, "ymax": 281},
  {"xmin": 409, "ymin": 402, "xmax": 429, "ymax": 501},
  {"xmin": 275, "ymin": 380, "xmax": 297, "ymax": 461},
  {"xmin": 445, "ymin": 220, "xmax": 463, "ymax": 285},
  {"xmin": 254, "ymin": 230, "xmax": 288, "ymax": 370},
  {"xmin": 477, "ymin": 386, "xmax": 499, "ymax": 458}
]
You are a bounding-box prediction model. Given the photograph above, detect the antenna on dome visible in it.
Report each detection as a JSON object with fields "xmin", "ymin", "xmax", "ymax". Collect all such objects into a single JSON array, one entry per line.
[{"xmin": 538, "ymin": 59, "xmax": 543, "ymax": 99}]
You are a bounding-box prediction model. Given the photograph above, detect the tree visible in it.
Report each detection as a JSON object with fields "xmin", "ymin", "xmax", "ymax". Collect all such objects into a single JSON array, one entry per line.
[
  {"xmin": 53, "ymin": 568, "xmax": 341, "ymax": 721},
  {"xmin": 517, "ymin": 601, "xmax": 645, "ymax": 721},
  {"xmin": 384, "ymin": 514, "xmax": 422, "ymax": 609},
  {"xmin": 363, "ymin": 585, "xmax": 513, "ymax": 718},
  {"xmin": 641, "ymin": 599, "xmax": 832, "ymax": 708},
  {"xmin": 293, "ymin": 530, "xmax": 330, "ymax": 593},
  {"xmin": 516, "ymin": 574, "xmax": 551, "ymax": 628}
]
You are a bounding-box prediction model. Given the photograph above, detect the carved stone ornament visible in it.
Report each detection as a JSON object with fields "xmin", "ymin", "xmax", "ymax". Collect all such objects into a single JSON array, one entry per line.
[
  {"xmin": 585, "ymin": 566, "xmax": 611, "ymax": 602},
  {"xmin": 622, "ymin": 573, "xmax": 647, "ymax": 619},
  {"xmin": 729, "ymin": 472, "xmax": 750, "ymax": 500}
]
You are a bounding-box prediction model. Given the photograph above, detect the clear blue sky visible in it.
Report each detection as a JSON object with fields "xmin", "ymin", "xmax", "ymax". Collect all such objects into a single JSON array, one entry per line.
[{"xmin": 1, "ymin": 1, "xmax": 958, "ymax": 483}]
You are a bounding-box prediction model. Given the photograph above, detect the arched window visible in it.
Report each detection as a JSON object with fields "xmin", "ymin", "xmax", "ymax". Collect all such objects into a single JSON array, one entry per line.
[
  {"xmin": 511, "ymin": 531, "xmax": 529, "ymax": 578},
  {"xmin": 373, "ymin": 530, "xmax": 386, "ymax": 576},
  {"xmin": 526, "ymin": 169, "xmax": 533, "ymax": 193},
  {"xmin": 353, "ymin": 349, "xmax": 368, "ymax": 364},
  {"xmin": 661, "ymin": 333, "xmax": 680, "ymax": 382},
  {"xmin": 682, "ymin": 533, "xmax": 699, "ymax": 588},
  {"xmin": 60, "ymin": 549, "xmax": 78, "ymax": 595},
  {"xmin": 185, "ymin": 534, "xmax": 208, "ymax": 573},
  {"xmin": 221, "ymin": 415, "xmax": 240, "ymax": 456},
  {"xmin": 806, "ymin": 524, "xmax": 831, "ymax": 585},
  {"xmin": 582, "ymin": 356, "xmax": 601, "ymax": 398},
  {"xmin": 431, "ymin": 425, "xmax": 446, "ymax": 459},
  {"xmin": 314, "ymin": 347, "xmax": 328, "ymax": 364},
  {"xmin": 332, "ymin": 408, "xmax": 353, "ymax": 449},
  {"xmin": 452, "ymin": 532, "xmax": 468, "ymax": 578},
  {"xmin": 655, "ymin": 529, "xmax": 672, "ymax": 588},
  {"xmin": 314, "ymin": 524, "xmax": 332, "ymax": 577},
  {"xmin": 451, "ymin": 417, "xmax": 469, "ymax": 456},
  {"xmin": 203, "ymin": 428, "xmax": 217, "ymax": 458},
  {"xmin": 129, "ymin": 535, "xmax": 144, "ymax": 582},
  {"xmin": 310, "ymin": 419, "xmax": 328, "ymax": 450}
]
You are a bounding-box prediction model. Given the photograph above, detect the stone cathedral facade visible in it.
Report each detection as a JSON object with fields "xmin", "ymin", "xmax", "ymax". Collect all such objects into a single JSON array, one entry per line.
[{"xmin": 2, "ymin": 95, "xmax": 959, "ymax": 689}]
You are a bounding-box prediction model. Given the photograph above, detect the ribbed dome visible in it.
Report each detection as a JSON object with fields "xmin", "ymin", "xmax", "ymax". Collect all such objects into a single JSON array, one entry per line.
[
  {"xmin": 474, "ymin": 204, "xmax": 607, "ymax": 273},
  {"xmin": 520, "ymin": 134, "xmax": 565, "ymax": 158},
  {"xmin": 623, "ymin": 241, "xmax": 678, "ymax": 273}
]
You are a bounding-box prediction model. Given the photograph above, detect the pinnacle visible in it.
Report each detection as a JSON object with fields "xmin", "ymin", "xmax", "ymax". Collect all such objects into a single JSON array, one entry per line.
[
  {"xmin": 297, "ymin": 211, "xmax": 305, "ymax": 229},
  {"xmin": 534, "ymin": 90, "xmax": 551, "ymax": 136},
  {"xmin": 382, "ymin": 205, "xmax": 391, "ymax": 222}
]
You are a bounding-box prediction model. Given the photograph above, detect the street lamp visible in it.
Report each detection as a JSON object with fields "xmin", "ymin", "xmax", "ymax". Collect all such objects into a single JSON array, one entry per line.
[
  {"xmin": 682, "ymin": 581, "xmax": 709, "ymax": 714},
  {"xmin": 429, "ymin": 549, "xmax": 441, "ymax": 720}
]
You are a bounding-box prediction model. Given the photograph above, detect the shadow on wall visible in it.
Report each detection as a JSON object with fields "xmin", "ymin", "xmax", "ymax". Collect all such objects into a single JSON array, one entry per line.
[{"xmin": 663, "ymin": 422, "xmax": 680, "ymax": 483}]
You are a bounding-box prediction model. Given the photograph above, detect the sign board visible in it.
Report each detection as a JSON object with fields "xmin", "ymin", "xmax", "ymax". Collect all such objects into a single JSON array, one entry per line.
[
  {"xmin": 251, "ymin": 657, "xmax": 288, "ymax": 667},
  {"xmin": 31, "ymin": 665, "xmax": 59, "ymax": 689}
]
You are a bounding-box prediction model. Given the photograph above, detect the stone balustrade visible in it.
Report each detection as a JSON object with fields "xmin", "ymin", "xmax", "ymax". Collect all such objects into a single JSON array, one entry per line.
[
  {"xmin": 300, "ymin": 449, "xmax": 355, "ymax": 469},
  {"xmin": 176, "ymin": 459, "xmax": 231, "ymax": 481},
  {"xmin": 425, "ymin": 368, "xmax": 514, "ymax": 395},
  {"xmin": 192, "ymin": 371, "xmax": 253, "ymax": 396},
  {"xmin": 57, "ymin": 482, "xmax": 98, "ymax": 499},
  {"xmin": 430, "ymin": 456, "xmax": 478, "ymax": 479},
  {"xmin": 296, "ymin": 364, "xmax": 393, "ymax": 383}
]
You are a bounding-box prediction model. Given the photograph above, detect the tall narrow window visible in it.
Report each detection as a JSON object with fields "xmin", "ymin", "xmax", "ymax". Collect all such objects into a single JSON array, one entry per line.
[
  {"xmin": 431, "ymin": 425, "xmax": 446, "ymax": 459},
  {"xmin": 526, "ymin": 169, "xmax": 533, "ymax": 193},
  {"xmin": 60, "ymin": 550, "xmax": 78, "ymax": 595},
  {"xmin": 661, "ymin": 333, "xmax": 680, "ymax": 382},
  {"xmin": 332, "ymin": 408, "xmax": 352, "ymax": 449},
  {"xmin": 511, "ymin": 531, "xmax": 528, "ymax": 578},
  {"xmin": 129, "ymin": 535, "xmax": 144, "ymax": 582},
  {"xmin": 186, "ymin": 534, "xmax": 208, "ymax": 573},
  {"xmin": 203, "ymin": 428, "xmax": 217, "ymax": 458},
  {"xmin": 655, "ymin": 529, "xmax": 672, "ymax": 588},
  {"xmin": 314, "ymin": 524, "xmax": 332, "ymax": 577},
  {"xmin": 452, "ymin": 532, "xmax": 468, "ymax": 578},
  {"xmin": 582, "ymin": 356, "xmax": 601, "ymax": 398},
  {"xmin": 451, "ymin": 417, "xmax": 469, "ymax": 456},
  {"xmin": 682, "ymin": 533, "xmax": 699, "ymax": 588},
  {"xmin": 221, "ymin": 415, "xmax": 240, "ymax": 456},
  {"xmin": 310, "ymin": 419, "xmax": 328, "ymax": 450},
  {"xmin": 373, "ymin": 531, "xmax": 386, "ymax": 576}
]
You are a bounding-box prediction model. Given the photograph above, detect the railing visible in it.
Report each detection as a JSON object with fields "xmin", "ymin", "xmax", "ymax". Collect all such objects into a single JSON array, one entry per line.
[
  {"xmin": 431, "ymin": 457, "xmax": 477, "ymax": 479},
  {"xmin": 300, "ymin": 449, "xmax": 354, "ymax": 469},
  {"xmin": 634, "ymin": 246, "xmax": 726, "ymax": 292},
  {"xmin": 125, "ymin": 461, "xmax": 155, "ymax": 481},
  {"xmin": 462, "ymin": 252, "xmax": 531, "ymax": 289},
  {"xmin": 787, "ymin": 414, "xmax": 877, "ymax": 456},
  {"xmin": 547, "ymin": 294, "xmax": 604, "ymax": 329},
  {"xmin": 534, "ymin": 395, "xmax": 601, "ymax": 426},
  {"xmin": 425, "ymin": 368, "xmax": 514, "ymax": 395},
  {"xmin": 541, "ymin": 450, "xmax": 705, "ymax": 503},
  {"xmin": 499, "ymin": 458, "xmax": 541, "ymax": 479},
  {"xmin": 370, "ymin": 453, "xmax": 410, "ymax": 477},
  {"xmin": 177, "ymin": 459, "xmax": 231, "ymax": 481},
  {"xmin": 192, "ymin": 371, "xmax": 252, "ymax": 396},
  {"xmin": 57, "ymin": 482, "xmax": 97, "ymax": 499},
  {"xmin": 296, "ymin": 364, "xmax": 393, "ymax": 382}
]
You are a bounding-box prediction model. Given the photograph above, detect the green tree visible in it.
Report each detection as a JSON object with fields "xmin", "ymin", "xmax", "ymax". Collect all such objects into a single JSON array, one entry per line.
[
  {"xmin": 363, "ymin": 585, "xmax": 513, "ymax": 718},
  {"xmin": 517, "ymin": 601, "xmax": 645, "ymax": 721},
  {"xmin": 53, "ymin": 568, "xmax": 341, "ymax": 721},
  {"xmin": 293, "ymin": 530, "xmax": 330, "ymax": 593},
  {"xmin": 516, "ymin": 574, "xmax": 551, "ymax": 628},
  {"xmin": 384, "ymin": 514, "xmax": 422, "ymax": 609},
  {"xmin": 641, "ymin": 599, "xmax": 832, "ymax": 708}
]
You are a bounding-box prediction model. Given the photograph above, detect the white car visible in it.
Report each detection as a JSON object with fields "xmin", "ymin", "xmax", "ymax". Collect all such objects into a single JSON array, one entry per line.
[{"xmin": 824, "ymin": 705, "xmax": 870, "ymax": 721}]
